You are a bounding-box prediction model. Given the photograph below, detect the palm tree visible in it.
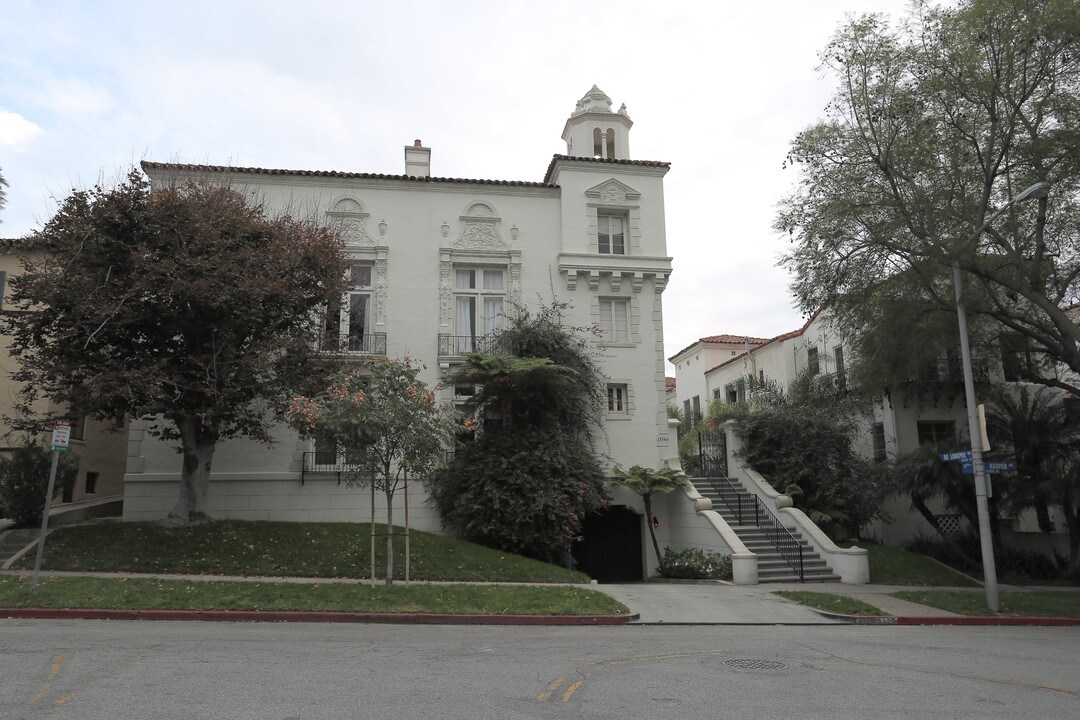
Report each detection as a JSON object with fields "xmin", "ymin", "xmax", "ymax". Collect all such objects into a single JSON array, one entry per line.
[{"xmin": 610, "ymin": 465, "xmax": 689, "ymax": 565}]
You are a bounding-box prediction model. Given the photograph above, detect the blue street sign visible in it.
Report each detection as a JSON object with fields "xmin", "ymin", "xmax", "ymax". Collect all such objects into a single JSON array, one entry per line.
[{"xmin": 940, "ymin": 451, "xmax": 1016, "ymax": 476}]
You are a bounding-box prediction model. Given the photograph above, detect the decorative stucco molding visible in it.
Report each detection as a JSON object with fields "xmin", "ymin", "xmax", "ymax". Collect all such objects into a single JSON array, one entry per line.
[
  {"xmin": 326, "ymin": 197, "xmax": 375, "ymax": 247},
  {"xmin": 584, "ymin": 178, "xmax": 641, "ymax": 206},
  {"xmin": 452, "ymin": 202, "xmax": 507, "ymax": 251}
]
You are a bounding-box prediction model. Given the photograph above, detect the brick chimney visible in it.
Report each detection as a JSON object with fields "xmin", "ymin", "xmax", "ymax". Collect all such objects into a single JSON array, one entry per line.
[{"xmin": 404, "ymin": 139, "xmax": 431, "ymax": 177}]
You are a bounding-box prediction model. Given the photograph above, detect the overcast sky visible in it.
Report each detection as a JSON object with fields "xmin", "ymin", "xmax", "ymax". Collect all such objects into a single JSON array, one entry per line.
[{"xmin": 0, "ymin": 0, "xmax": 915, "ymax": 368}]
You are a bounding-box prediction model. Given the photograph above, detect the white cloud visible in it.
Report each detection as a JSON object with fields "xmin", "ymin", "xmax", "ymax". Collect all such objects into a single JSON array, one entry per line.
[{"xmin": 0, "ymin": 108, "xmax": 43, "ymax": 147}]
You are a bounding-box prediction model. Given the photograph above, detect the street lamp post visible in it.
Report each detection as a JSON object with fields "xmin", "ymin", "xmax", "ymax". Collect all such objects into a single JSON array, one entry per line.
[{"xmin": 952, "ymin": 180, "xmax": 1050, "ymax": 613}]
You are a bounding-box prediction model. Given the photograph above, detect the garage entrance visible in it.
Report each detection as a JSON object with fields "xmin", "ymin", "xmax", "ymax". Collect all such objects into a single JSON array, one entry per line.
[{"xmin": 572, "ymin": 505, "xmax": 643, "ymax": 582}]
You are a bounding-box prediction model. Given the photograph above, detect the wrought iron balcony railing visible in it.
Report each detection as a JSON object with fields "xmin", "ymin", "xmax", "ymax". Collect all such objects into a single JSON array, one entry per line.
[
  {"xmin": 317, "ymin": 332, "xmax": 387, "ymax": 356},
  {"xmin": 437, "ymin": 334, "xmax": 501, "ymax": 356}
]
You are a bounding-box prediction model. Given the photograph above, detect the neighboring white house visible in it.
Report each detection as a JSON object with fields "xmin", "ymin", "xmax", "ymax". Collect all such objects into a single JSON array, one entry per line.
[
  {"xmin": 673, "ymin": 307, "xmax": 1076, "ymax": 556},
  {"xmin": 668, "ymin": 334, "xmax": 770, "ymax": 421},
  {"xmin": 123, "ymin": 87, "xmax": 675, "ymax": 544}
]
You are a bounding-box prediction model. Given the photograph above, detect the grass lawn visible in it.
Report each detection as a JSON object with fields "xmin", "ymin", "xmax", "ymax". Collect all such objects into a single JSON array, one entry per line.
[
  {"xmin": 861, "ymin": 541, "xmax": 980, "ymax": 587},
  {"xmin": 0, "ymin": 575, "xmax": 627, "ymax": 615},
  {"xmin": 16, "ymin": 520, "xmax": 587, "ymax": 583},
  {"xmin": 891, "ymin": 590, "xmax": 1080, "ymax": 617},
  {"xmin": 772, "ymin": 590, "xmax": 885, "ymax": 616}
]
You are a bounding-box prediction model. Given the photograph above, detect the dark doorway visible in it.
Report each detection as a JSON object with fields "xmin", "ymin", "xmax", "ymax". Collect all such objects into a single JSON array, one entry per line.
[{"xmin": 572, "ymin": 505, "xmax": 643, "ymax": 582}]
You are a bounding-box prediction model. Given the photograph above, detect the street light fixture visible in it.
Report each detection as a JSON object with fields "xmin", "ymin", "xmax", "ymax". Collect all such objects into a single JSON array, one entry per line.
[{"xmin": 953, "ymin": 180, "xmax": 1050, "ymax": 612}]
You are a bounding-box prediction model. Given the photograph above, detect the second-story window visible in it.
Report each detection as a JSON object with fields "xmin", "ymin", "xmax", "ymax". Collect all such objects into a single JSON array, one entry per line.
[
  {"xmin": 598, "ymin": 298, "xmax": 629, "ymax": 342},
  {"xmin": 455, "ymin": 267, "xmax": 505, "ymax": 350},
  {"xmin": 598, "ymin": 214, "xmax": 626, "ymax": 254},
  {"xmin": 324, "ymin": 263, "xmax": 374, "ymax": 352}
]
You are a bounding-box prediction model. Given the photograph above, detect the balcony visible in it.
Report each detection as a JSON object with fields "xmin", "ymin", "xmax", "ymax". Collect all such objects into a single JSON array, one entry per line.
[
  {"xmin": 437, "ymin": 334, "xmax": 502, "ymax": 357},
  {"xmin": 317, "ymin": 332, "xmax": 387, "ymax": 356}
]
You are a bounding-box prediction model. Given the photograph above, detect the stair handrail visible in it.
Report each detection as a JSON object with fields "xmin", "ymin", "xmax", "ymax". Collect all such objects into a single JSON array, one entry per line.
[{"xmin": 704, "ymin": 477, "xmax": 804, "ymax": 581}]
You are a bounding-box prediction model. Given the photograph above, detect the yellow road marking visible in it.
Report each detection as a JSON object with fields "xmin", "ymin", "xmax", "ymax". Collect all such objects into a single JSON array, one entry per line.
[
  {"xmin": 562, "ymin": 680, "xmax": 583, "ymax": 702},
  {"xmin": 55, "ymin": 693, "xmax": 76, "ymax": 705},
  {"xmin": 30, "ymin": 652, "xmax": 68, "ymax": 704},
  {"xmin": 537, "ymin": 677, "xmax": 564, "ymax": 701}
]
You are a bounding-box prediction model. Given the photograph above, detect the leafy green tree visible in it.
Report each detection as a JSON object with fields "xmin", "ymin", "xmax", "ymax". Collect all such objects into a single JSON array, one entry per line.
[
  {"xmin": 0, "ymin": 166, "xmax": 7, "ymax": 220},
  {"xmin": 287, "ymin": 358, "xmax": 451, "ymax": 587},
  {"xmin": 610, "ymin": 465, "xmax": 689, "ymax": 565},
  {"xmin": 0, "ymin": 443, "xmax": 78, "ymax": 528},
  {"xmin": 985, "ymin": 385, "xmax": 1080, "ymax": 572},
  {"xmin": 427, "ymin": 303, "xmax": 609, "ymax": 564},
  {"xmin": 778, "ymin": 0, "xmax": 1080, "ymax": 396},
  {"xmin": 4, "ymin": 170, "xmax": 349, "ymax": 526}
]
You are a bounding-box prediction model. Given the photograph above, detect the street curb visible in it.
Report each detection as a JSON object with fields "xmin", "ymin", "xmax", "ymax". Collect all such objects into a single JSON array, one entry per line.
[
  {"xmin": 0, "ymin": 607, "xmax": 639, "ymax": 626},
  {"xmin": 814, "ymin": 610, "xmax": 1080, "ymax": 627}
]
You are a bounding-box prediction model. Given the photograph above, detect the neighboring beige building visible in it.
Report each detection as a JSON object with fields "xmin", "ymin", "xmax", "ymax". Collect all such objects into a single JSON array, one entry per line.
[
  {"xmin": 123, "ymin": 87, "xmax": 676, "ymax": 541},
  {"xmin": 0, "ymin": 243, "xmax": 128, "ymax": 506}
]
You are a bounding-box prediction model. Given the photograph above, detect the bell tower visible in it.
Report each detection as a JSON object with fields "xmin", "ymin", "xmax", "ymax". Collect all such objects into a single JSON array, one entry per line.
[{"xmin": 561, "ymin": 85, "xmax": 633, "ymax": 160}]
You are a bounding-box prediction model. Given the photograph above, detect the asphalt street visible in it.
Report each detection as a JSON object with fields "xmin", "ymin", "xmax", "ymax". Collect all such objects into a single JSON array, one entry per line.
[{"xmin": 2, "ymin": 619, "xmax": 1078, "ymax": 719}]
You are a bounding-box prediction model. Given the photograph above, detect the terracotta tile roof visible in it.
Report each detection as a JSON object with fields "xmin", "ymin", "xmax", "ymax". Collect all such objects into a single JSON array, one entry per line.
[
  {"xmin": 141, "ymin": 161, "xmax": 559, "ymax": 189},
  {"xmin": 699, "ymin": 334, "xmax": 771, "ymax": 345},
  {"xmin": 703, "ymin": 309, "xmax": 825, "ymax": 375},
  {"xmin": 665, "ymin": 376, "xmax": 676, "ymax": 391},
  {"xmin": 668, "ymin": 334, "xmax": 770, "ymax": 362},
  {"xmin": 543, "ymin": 154, "xmax": 671, "ymax": 184}
]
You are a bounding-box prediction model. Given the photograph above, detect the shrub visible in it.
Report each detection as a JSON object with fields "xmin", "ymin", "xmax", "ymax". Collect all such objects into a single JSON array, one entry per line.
[
  {"xmin": 0, "ymin": 444, "xmax": 78, "ymax": 528},
  {"xmin": 658, "ymin": 547, "xmax": 732, "ymax": 580},
  {"xmin": 907, "ymin": 531, "xmax": 1062, "ymax": 584}
]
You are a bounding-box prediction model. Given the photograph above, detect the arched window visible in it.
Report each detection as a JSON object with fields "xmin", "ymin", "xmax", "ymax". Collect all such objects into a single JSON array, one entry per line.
[
  {"xmin": 593, "ymin": 127, "xmax": 603, "ymax": 157},
  {"xmin": 606, "ymin": 130, "xmax": 615, "ymax": 159}
]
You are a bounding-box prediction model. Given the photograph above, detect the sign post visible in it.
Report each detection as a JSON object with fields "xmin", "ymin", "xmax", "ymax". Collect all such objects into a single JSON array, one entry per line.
[{"xmin": 30, "ymin": 421, "xmax": 70, "ymax": 596}]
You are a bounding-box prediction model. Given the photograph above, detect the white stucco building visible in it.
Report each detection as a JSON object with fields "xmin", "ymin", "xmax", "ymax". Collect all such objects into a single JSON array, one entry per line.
[{"xmin": 123, "ymin": 87, "xmax": 675, "ymax": 543}]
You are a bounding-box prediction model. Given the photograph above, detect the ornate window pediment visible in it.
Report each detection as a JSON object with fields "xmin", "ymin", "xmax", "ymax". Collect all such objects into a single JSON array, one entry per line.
[
  {"xmin": 585, "ymin": 179, "xmax": 641, "ymax": 206},
  {"xmin": 326, "ymin": 197, "xmax": 375, "ymax": 247},
  {"xmin": 451, "ymin": 202, "xmax": 508, "ymax": 251}
]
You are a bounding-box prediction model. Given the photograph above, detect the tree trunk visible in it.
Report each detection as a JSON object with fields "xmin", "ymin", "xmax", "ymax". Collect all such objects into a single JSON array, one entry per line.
[
  {"xmin": 160, "ymin": 416, "xmax": 218, "ymax": 527},
  {"xmin": 1063, "ymin": 503, "xmax": 1080, "ymax": 573},
  {"xmin": 643, "ymin": 495, "xmax": 663, "ymax": 567},
  {"xmin": 384, "ymin": 481, "xmax": 395, "ymax": 588},
  {"xmin": 911, "ymin": 491, "xmax": 978, "ymax": 568}
]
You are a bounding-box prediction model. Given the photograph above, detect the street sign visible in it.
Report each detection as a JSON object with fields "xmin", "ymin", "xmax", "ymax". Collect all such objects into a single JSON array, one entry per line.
[
  {"xmin": 940, "ymin": 450, "xmax": 1016, "ymax": 476},
  {"xmin": 50, "ymin": 421, "xmax": 71, "ymax": 453}
]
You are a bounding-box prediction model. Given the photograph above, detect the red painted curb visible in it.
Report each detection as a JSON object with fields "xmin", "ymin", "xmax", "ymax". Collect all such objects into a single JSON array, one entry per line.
[
  {"xmin": 893, "ymin": 615, "xmax": 1080, "ymax": 627},
  {"xmin": 1, "ymin": 607, "xmax": 636, "ymax": 626}
]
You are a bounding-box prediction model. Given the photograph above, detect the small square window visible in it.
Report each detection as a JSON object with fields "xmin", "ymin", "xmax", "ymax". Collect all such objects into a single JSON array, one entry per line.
[{"xmin": 608, "ymin": 384, "xmax": 629, "ymax": 414}]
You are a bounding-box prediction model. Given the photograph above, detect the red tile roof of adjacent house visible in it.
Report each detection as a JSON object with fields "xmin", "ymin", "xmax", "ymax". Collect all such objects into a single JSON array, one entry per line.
[
  {"xmin": 668, "ymin": 334, "xmax": 771, "ymax": 362},
  {"xmin": 665, "ymin": 376, "xmax": 677, "ymax": 391},
  {"xmin": 543, "ymin": 154, "xmax": 671, "ymax": 184},
  {"xmin": 702, "ymin": 308, "xmax": 825, "ymax": 375},
  {"xmin": 141, "ymin": 161, "xmax": 559, "ymax": 189}
]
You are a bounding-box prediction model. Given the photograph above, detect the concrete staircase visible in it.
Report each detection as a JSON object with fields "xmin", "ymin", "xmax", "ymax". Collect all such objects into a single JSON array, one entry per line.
[
  {"xmin": 693, "ymin": 479, "xmax": 841, "ymax": 583},
  {"xmin": 0, "ymin": 529, "xmax": 42, "ymax": 568}
]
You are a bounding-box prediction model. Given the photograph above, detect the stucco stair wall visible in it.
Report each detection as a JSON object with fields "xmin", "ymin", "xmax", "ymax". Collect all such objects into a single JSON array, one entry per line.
[{"xmin": 693, "ymin": 481, "xmax": 841, "ymax": 583}]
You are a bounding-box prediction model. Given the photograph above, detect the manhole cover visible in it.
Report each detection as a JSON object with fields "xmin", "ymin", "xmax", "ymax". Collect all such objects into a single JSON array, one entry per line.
[{"xmin": 723, "ymin": 659, "xmax": 788, "ymax": 671}]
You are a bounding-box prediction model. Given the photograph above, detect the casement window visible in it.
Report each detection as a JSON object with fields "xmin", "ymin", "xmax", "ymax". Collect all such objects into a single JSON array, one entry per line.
[
  {"xmin": 726, "ymin": 384, "xmax": 738, "ymax": 404},
  {"xmin": 834, "ymin": 346, "xmax": 847, "ymax": 389},
  {"xmin": 598, "ymin": 298, "xmax": 629, "ymax": 342},
  {"xmin": 807, "ymin": 346, "xmax": 820, "ymax": 376},
  {"xmin": 324, "ymin": 263, "xmax": 374, "ymax": 352},
  {"xmin": 68, "ymin": 415, "xmax": 86, "ymax": 441},
  {"xmin": 607, "ymin": 384, "xmax": 629, "ymax": 415},
  {"xmin": 455, "ymin": 267, "xmax": 505, "ymax": 349},
  {"xmin": 917, "ymin": 421, "xmax": 955, "ymax": 447},
  {"xmin": 871, "ymin": 423, "xmax": 887, "ymax": 463},
  {"xmin": 598, "ymin": 214, "xmax": 626, "ymax": 255}
]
